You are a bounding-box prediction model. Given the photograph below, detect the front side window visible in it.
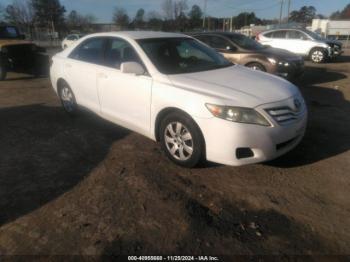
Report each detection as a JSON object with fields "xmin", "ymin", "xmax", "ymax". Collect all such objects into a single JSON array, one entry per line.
[
  {"xmin": 226, "ymin": 34, "xmax": 264, "ymax": 50},
  {"xmin": 209, "ymin": 36, "xmax": 231, "ymax": 50},
  {"xmin": 69, "ymin": 38, "xmax": 105, "ymax": 64},
  {"xmin": 137, "ymin": 37, "xmax": 232, "ymax": 74},
  {"xmin": 104, "ymin": 38, "xmax": 142, "ymax": 69}
]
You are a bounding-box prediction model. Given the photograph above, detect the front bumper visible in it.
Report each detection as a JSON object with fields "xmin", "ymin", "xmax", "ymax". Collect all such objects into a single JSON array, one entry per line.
[
  {"xmin": 194, "ymin": 98, "xmax": 308, "ymax": 166},
  {"xmin": 275, "ymin": 59, "xmax": 304, "ymax": 80}
]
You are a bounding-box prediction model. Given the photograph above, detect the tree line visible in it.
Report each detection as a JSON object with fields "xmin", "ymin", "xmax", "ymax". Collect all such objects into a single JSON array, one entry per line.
[{"xmin": 0, "ymin": 0, "xmax": 349, "ymax": 39}]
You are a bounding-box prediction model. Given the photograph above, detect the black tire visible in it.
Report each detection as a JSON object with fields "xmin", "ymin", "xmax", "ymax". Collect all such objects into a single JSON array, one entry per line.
[
  {"xmin": 159, "ymin": 111, "xmax": 205, "ymax": 168},
  {"xmin": 246, "ymin": 62, "xmax": 266, "ymax": 72},
  {"xmin": 58, "ymin": 82, "xmax": 78, "ymax": 115},
  {"xmin": 309, "ymin": 48, "xmax": 327, "ymax": 63},
  {"xmin": 0, "ymin": 65, "xmax": 7, "ymax": 81}
]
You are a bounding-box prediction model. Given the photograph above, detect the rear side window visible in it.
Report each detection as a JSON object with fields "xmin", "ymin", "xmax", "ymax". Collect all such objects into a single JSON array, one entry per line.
[
  {"xmin": 69, "ymin": 38, "xmax": 105, "ymax": 65},
  {"xmin": 67, "ymin": 35, "xmax": 78, "ymax": 41},
  {"xmin": 272, "ymin": 30, "xmax": 287, "ymax": 39},
  {"xmin": 264, "ymin": 32, "xmax": 274, "ymax": 38},
  {"xmin": 103, "ymin": 38, "xmax": 142, "ymax": 69}
]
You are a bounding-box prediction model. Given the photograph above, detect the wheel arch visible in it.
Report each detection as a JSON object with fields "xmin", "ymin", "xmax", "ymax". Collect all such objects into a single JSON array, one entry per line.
[
  {"xmin": 56, "ymin": 78, "xmax": 69, "ymax": 93},
  {"xmin": 154, "ymin": 106, "xmax": 207, "ymax": 161},
  {"xmin": 154, "ymin": 107, "xmax": 205, "ymax": 144}
]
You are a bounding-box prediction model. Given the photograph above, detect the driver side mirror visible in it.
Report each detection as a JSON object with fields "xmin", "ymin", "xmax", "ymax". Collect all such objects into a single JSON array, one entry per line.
[{"xmin": 120, "ymin": 62, "xmax": 145, "ymax": 75}]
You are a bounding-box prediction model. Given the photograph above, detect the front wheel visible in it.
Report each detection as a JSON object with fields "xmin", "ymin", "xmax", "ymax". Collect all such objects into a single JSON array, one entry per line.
[
  {"xmin": 310, "ymin": 48, "xmax": 327, "ymax": 63},
  {"xmin": 160, "ymin": 112, "xmax": 205, "ymax": 168},
  {"xmin": 58, "ymin": 83, "xmax": 78, "ymax": 115},
  {"xmin": 0, "ymin": 65, "xmax": 7, "ymax": 81}
]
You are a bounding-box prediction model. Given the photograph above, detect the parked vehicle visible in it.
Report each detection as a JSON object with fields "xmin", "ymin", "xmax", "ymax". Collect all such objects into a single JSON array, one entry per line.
[
  {"xmin": 257, "ymin": 28, "xmax": 343, "ymax": 63},
  {"xmin": 50, "ymin": 32, "xmax": 307, "ymax": 167},
  {"xmin": 62, "ymin": 34, "xmax": 84, "ymax": 49},
  {"xmin": 0, "ymin": 25, "xmax": 49, "ymax": 81},
  {"xmin": 192, "ymin": 32, "xmax": 304, "ymax": 80}
]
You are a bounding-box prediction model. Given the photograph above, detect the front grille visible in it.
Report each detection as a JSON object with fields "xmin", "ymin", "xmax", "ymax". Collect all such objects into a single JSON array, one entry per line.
[{"xmin": 265, "ymin": 106, "xmax": 303, "ymax": 125}]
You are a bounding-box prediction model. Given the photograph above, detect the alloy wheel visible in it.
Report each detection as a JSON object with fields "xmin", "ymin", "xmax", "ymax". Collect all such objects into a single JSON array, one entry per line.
[
  {"xmin": 164, "ymin": 122, "xmax": 194, "ymax": 161},
  {"xmin": 311, "ymin": 50, "xmax": 324, "ymax": 63},
  {"xmin": 60, "ymin": 86, "xmax": 75, "ymax": 112}
]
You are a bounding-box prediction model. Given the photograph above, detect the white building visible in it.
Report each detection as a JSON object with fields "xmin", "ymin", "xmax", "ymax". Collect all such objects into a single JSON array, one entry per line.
[{"xmin": 312, "ymin": 19, "xmax": 350, "ymax": 39}]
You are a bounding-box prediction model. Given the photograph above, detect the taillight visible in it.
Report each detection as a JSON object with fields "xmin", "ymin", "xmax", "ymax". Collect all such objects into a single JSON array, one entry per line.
[{"xmin": 256, "ymin": 34, "xmax": 260, "ymax": 41}]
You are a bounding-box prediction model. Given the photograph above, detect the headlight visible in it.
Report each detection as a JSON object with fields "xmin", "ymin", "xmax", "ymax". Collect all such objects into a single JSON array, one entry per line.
[
  {"xmin": 268, "ymin": 58, "xmax": 277, "ymax": 64},
  {"xmin": 206, "ymin": 104, "xmax": 271, "ymax": 126},
  {"xmin": 268, "ymin": 57, "xmax": 289, "ymax": 66}
]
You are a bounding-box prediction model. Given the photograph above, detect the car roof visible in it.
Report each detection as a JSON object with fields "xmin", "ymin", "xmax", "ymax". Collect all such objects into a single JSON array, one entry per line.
[
  {"xmin": 192, "ymin": 32, "xmax": 244, "ymax": 37},
  {"xmin": 262, "ymin": 28, "xmax": 304, "ymax": 34},
  {"xmin": 85, "ymin": 31, "xmax": 189, "ymax": 40}
]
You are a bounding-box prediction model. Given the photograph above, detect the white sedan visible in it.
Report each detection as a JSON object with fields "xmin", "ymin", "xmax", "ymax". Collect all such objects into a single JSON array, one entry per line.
[
  {"xmin": 61, "ymin": 34, "xmax": 84, "ymax": 49},
  {"xmin": 50, "ymin": 31, "xmax": 307, "ymax": 167}
]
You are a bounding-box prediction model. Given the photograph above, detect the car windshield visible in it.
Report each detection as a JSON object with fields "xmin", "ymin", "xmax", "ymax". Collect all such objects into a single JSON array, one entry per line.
[
  {"xmin": 0, "ymin": 26, "xmax": 20, "ymax": 39},
  {"xmin": 225, "ymin": 34, "xmax": 265, "ymax": 50},
  {"xmin": 304, "ymin": 30, "xmax": 324, "ymax": 40},
  {"xmin": 137, "ymin": 37, "xmax": 232, "ymax": 74}
]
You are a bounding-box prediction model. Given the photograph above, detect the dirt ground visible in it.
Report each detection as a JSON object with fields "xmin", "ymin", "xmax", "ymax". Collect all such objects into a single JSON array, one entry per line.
[{"xmin": 0, "ymin": 51, "xmax": 349, "ymax": 256}]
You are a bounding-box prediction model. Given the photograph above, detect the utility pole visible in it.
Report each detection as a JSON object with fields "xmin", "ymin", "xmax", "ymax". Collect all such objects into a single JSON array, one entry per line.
[
  {"xmin": 279, "ymin": 0, "xmax": 284, "ymax": 25},
  {"xmin": 202, "ymin": 0, "xmax": 207, "ymax": 30},
  {"xmin": 287, "ymin": 0, "xmax": 291, "ymax": 23}
]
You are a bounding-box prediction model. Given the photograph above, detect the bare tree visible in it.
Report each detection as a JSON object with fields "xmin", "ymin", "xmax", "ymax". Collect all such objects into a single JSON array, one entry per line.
[
  {"xmin": 162, "ymin": 0, "xmax": 173, "ymax": 20},
  {"xmin": 66, "ymin": 10, "xmax": 96, "ymax": 32},
  {"xmin": 113, "ymin": 7, "xmax": 130, "ymax": 29},
  {"xmin": 174, "ymin": 0, "xmax": 188, "ymax": 20},
  {"xmin": 5, "ymin": 0, "xmax": 34, "ymax": 26},
  {"xmin": 0, "ymin": 4, "xmax": 5, "ymax": 23}
]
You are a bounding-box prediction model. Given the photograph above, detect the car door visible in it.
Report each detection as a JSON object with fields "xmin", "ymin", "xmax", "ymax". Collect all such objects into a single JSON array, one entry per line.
[
  {"xmin": 267, "ymin": 30, "xmax": 289, "ymax": 51},
  {"xmin": 286, "ymin": 30, "xmax": 310, "ymax": 55},
  {"xmin": 97, "ymin": 37, "xmax": 152, "ymax": 135},
  {"xmin": 206, "ymin": 35, "xmax": 241, "ymax": 63},
  {"xmin": 64, "ymin": 37, "xmax": 107, "ymax": 113}
]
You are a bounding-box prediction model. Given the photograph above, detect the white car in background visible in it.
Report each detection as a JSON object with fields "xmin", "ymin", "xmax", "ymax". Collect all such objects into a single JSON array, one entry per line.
[
  {"xmin": 61, "ymin": 34, "xmax": 84, "ymax": 49},
  {"xmin": 257, "ymin": 28, "xmax": 343, "ymax": 63},
  {"xmin": 50, "ymin": 32, "xmax": 307, "ymax": 167}
]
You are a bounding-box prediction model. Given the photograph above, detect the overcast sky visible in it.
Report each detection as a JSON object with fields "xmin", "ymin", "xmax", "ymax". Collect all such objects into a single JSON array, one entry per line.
[{"xmin": 2, "ymin": 0, "xmax": 350, "ymax": 23}]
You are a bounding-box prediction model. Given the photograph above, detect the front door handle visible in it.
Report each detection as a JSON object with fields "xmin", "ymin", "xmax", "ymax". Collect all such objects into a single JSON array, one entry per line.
[{"xmin": 65, "ymin": 63, "xmax": 72, "ymax": 68}]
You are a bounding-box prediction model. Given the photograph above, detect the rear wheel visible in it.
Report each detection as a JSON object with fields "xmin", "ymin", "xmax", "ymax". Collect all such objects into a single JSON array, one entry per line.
[
  {"xmin": 246, "ymin": 62, "xmax": 266, "ymax": 72},
  {"xmin": 0, "ymin": 65, "xmax": 7, "ymax": 81},
  {"xmin": 160, "ymin": 112, "xmax": 204, "ymax": 168},
  {"xmin": 310, "ymin": 48, "xmax": 327, "ymax": 63},
  {"xmin": 58, "ymin": 83, "xmax": 78, "ymax": 115}
]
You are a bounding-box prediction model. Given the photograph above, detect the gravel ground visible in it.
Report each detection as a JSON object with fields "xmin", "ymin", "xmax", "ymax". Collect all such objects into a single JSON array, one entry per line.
[{"xmin": 0, "ymin": 51, "xmax": 349, "ymax": 256}]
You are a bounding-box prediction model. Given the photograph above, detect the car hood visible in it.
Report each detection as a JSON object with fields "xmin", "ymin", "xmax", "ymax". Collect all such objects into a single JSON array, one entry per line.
[
  {"xmin": 168, "ymin": 65, "xmax": 300, "ymax": 108},
  {"xmin": 325, "ymin": 39, "xmax": 342, "ymax": 47},
  {"xmin": 257, "ymin": 47, "xmax": 301, "ymax": 60}
]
